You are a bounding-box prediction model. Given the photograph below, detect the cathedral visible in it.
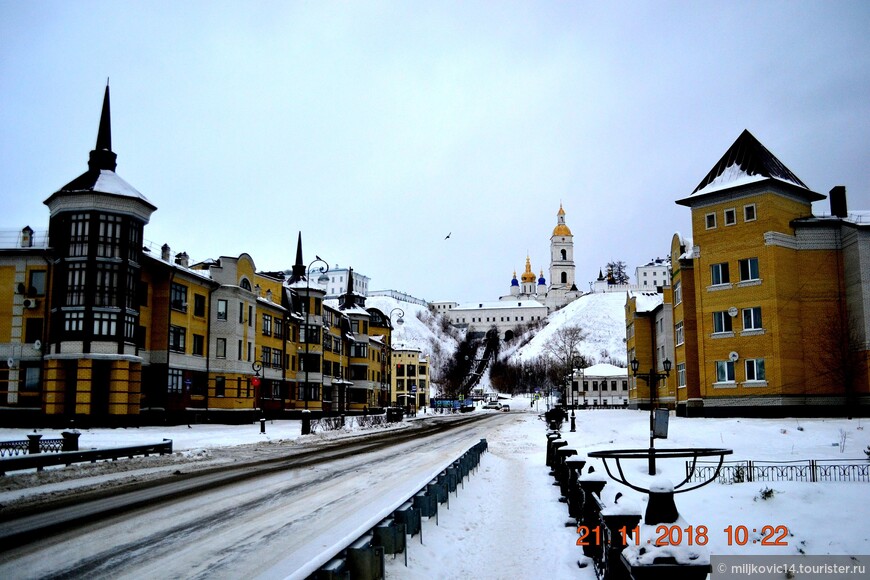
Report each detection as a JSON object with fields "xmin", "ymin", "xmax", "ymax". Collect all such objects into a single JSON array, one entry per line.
[{"xmin": 500, "ymin": 204, "xmax": 582, "ymax": 312}]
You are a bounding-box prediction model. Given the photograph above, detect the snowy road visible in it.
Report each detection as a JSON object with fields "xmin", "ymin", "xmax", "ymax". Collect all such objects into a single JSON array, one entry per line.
[{"xmin": 0, "ymin": 414, "xmax": 509, "ymax": 580}]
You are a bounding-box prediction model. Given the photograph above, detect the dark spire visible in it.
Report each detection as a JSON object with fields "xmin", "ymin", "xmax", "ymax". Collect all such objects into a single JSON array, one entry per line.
[
  {"xmin": 88, "ymin": 82, "xmax": 118, "ymax": 172},
  {"xmin": 692, "ymin": 129, "xmax": 807, "ymax": 194},
  {"xmin": 340, "ymin": 268, "xmax": 356, "ymax": 309},
  {"xmin": 287, "ymin": 232, "xmax": 307, "ymax": 284}
]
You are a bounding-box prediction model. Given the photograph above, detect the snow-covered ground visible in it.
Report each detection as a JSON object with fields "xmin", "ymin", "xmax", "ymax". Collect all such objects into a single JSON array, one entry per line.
[{"xmin": 2, "ymin": 401, "xmax": 868, "ymax": 579}]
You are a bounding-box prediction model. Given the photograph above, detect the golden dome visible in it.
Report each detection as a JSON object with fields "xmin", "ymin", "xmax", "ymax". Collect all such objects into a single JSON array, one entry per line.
[
  {"xmin": 552, "ymin": 203, "xmax": 572, "ymax": 236},
  {"xmin": 520, "ymin": 256, "xmax": 536, "ymax": 283}
]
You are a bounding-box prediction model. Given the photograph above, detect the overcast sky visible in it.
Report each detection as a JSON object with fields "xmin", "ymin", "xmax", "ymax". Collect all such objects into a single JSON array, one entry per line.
[{"xmin": 2, "ymin": 1, "xmax": 868, "ymax": 303}]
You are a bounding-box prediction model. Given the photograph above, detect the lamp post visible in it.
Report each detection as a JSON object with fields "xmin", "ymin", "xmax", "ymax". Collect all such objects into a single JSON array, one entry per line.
[
  {"xmin": 630, "ymin": 356, "xmax": 672, "ymax": 475},
  {"xmin": 303, "ymin": 256, "xmax": 329, "ymax": 410},
  {"xmin": 568, "ymin": 356, "xmax": 581, "ymax": 432},
  {"xmin": 387, "ymin": 308, "xmax": 404, "ymax": 409}
]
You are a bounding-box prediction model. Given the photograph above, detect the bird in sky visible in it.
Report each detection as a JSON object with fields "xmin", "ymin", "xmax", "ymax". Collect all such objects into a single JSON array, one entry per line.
[{"xmin": 444, "ymin": 232, "xmax": 451, "ymax": 240}]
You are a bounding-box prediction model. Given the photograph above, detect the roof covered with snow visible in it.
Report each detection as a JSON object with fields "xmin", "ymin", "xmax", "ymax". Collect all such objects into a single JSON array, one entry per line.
[{"xmin": 679, "ymin": 129, "xmax": 824, "ymax": 204}]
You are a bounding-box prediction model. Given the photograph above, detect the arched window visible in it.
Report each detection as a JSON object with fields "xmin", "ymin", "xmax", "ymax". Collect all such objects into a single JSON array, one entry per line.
[
  {"xmin": 561, "ymin": 272, "xmax": 567, "ymax": 284},
  {"xmin": 560, "ymin": 249, "xmax": 567, "ymax": 260},
  {"xmin": 240, "ymin": 278, "xmax": 252, "ymax": 291}
]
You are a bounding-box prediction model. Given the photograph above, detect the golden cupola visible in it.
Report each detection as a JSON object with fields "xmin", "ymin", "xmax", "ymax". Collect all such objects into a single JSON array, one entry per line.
[
  {"xmin": 521, "ymin": 256, "xmax": 536, "ymax": 283},
  {"xmin": 552, "ymin": 203, "xmax": 572, "ymax": 236}
]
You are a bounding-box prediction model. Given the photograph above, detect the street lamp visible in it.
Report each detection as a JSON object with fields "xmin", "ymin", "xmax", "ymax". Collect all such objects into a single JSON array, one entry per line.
[
  {"xmin": 630, "ymin": 356, "xmax": 672, "ymax": 475},
  {"xmin": 386, "ymin": 308, "xmax": 404, "ymax": 409},
  {"xmin": 303, "ymin": 256, "xmax": 329, "ymax": 409}
]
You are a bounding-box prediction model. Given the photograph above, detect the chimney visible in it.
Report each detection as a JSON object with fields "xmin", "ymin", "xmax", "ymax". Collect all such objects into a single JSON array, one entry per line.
[
  {"xmin": 20, "ymin": 226, "xmax": 33, "ymax": 248},
  {"xmin": 161, "ymin": 244, "xmax": 171, "ymax": 261},
  {"xmin": 175, "ymin": 252, "xmax": 189, "ymax": 268},
  {"xmin": 830, "ymin": 186, "xmax": 847, "ymax": 218}
]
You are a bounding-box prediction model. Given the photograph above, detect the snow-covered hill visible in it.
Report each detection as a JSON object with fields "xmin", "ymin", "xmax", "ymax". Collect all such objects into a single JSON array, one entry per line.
[{"xmin": 507, "ymin": 292, "xmax": 628, "ymax": 367}]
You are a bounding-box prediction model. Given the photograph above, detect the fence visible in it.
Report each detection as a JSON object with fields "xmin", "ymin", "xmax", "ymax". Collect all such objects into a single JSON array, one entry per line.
[
  {"xmin": 687, "ymin": 459, "xmax": 870, "ymax": 484},
  {"xmin": 0, "ymin": 439, "xmax": 173, "ymax": 476}
]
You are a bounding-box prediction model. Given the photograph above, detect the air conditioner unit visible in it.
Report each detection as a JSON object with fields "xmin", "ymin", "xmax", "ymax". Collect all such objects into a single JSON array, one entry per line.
[{"xmin": 23, "ymin": 298, "xmax": 38, "ymax": 309}]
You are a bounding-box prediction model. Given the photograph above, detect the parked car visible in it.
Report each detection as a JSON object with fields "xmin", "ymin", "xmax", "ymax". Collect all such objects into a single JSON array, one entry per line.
[{"xmin": 483, "ymin": 400, "xmax": 502, "ymax": 410}]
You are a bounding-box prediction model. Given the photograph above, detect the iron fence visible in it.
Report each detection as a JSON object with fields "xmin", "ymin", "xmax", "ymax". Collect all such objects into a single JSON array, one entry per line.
[
  {"xmin": 687, "ymin": 459, "xmax": 870, "ymax": 484},
  {"xmin": 0, "ymin": 438, "xmax": 64, "ymax": 457}
]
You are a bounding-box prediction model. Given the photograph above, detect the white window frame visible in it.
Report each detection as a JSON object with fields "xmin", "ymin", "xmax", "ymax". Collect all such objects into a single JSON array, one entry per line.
[
  {"xmin": 712, "ymin": 311, "xmax": 733, "ymax": 334},
  {"xmin": 724, "ymin": 207, "xmax": 737, "ymax": 226},
  {"xmin": 715, "ymin": 360, "xmax": 735, "ymax": 384},
  {"xmin": 744, "ymin": 203, "xmax": 757, "ymax": 222},
  {"xmin": 705, "ymin": 212, "xmax": 717, "ymax": 229},
  {"xmin": 742, "ymin": 306, "xmax": 763, "ymax": 331},
  {"xmin": 744, "ymin": 358, "xmax": 766, "ymax": 383}
]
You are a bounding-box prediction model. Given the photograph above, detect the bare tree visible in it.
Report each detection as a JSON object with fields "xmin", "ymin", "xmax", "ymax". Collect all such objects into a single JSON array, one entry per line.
[{"xmin": 543, "ymin": 325, "xmax": 589, "ymax": 405}]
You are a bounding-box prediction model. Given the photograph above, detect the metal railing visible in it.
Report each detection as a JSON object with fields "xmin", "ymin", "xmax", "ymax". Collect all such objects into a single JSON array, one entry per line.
[
  {"xmin": 0, "ymin": 438, "xmax": 64, "ymax": 457},
  {"xmin": 687, "ymin": 459, "xmax": 870, "ymax": 484},
  {"xmin": 0, "ymin": 439, "xmax": 173, "ymax": 476}
]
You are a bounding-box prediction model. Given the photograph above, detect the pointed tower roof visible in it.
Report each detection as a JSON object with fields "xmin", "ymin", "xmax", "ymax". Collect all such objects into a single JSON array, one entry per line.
[
  {"xmin": 552, "ymin": 203, "xmax": 572, "ymax": 236},
  {"xmin": 521, "ymin": 256, "xmax": 536, "ymax": 283},
  {"xmin": 679, "ymin": 130, "xmax": 823, "ymax": 205},
  {"xmin": 286, "ymin": 232, "xmax": 308, "ymax": 285},
  {"xmin": 45, "ymin": 83, "xmax": 156, "ymax": 216}
]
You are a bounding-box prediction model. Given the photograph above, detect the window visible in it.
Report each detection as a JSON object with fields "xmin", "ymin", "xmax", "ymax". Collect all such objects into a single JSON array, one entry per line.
[
  {"xmin": 705, "ymin": 213, "xmax": 716, "ymax": 229},
  {"xmin": 248, "ymin": 305, "xmax": 253, "ymax": 327},
  {"xmin": 66, "ymin": 263, "xmax": 87, "ymax": 306},
  {"xmin": 744, "ymin": 204, "xmax": 757, "ymax": 222},
  {"xmin": 745, "ymin": 358, "xmax": 766, "ymax": 381},
  {"xmin": 169, "ymin": 325, "xmax": 186, "ymax": 352},
  {"xmin": 262, "ymin": 346, "xmax": 271, "ymax": 365},
  {"xmin": 168, "ymin": 369, "xmax": 183, "ymax": 393},
  {"xmin": 742, "ymin": 307, "xmax": 763, "ymax": 330},
  {"xmin": 69, "ymin": 213, "xmax": 90, "ymax": 257},
  {"xmin": 724, "ymin": 208, "xmax": 736, "ymax": 225},
  {"xmin": 239, "ymin": 302, "xmax": 244, "ymax": 323},
  {"xmin": 240, "ymin": 278, "xmax": 252, "ymax": 291},
  {"xmin": 94, "ymin": 263, "xmax": 119, "ymax": 307},
  {"xmin": 716, "ymin": 361, "xmax": 735, "ymax": 382},
  {"xmin": 23, "ymin": 366, "xmax": 41, "ymax": 391},
  {"xmin": 272, "ymin": 349, "xmax": 281, "ymax": 368},
  {"xmin": 194, "ymin": 294, "xmax": 206, "ymax": 317},
  {"xmin": 712, "ymin": 311, "xmax": 733, "ymax": 334},
  {"xmin": 65, "ymin": 311, "xmax": 84, "ymax": 332},
  {"xmin": 93, "ymin": 312, "xmax": 117, "ymax": 336},
  {"xmin": 711, "ymin": 263, "xmax": 730, "ymax": 285},
  {"xmin": 25, "ymin": 318, "xmax": 43, "ymax": 343},
  {"xmin": 592, "ymin": 381, "xmax": 598, "ymax": 391},
  {"xmin": 97, "ymin": 214, "xmax": 122, "ymax": 258},
  {"xmin": 217, "ymin": 299, "xmax": 228, "ymax": 320},
  {"xmin": 274, "ymin": 318, "xmax": 283, "ymax": 339},
  {"xmin": 170, "ymin": 283, "xmax": 188, "ymax": 312},
  {"xmin": 262, "ymin": 314, "xmax": 272, "ymax": 336},
  {"xmin": 192, "ymin": 334, "xmax": 205, "ymax": 356},
  {"xmin": 216, "ymin": 338, "xmax": 226, "ymax": 358},
  {"xmin": 675, "ymin": 321, "xmax": 684, "ymax": 346},
  {"xmin": 215, "ymin": 376, "xmax": 225, "ymax": 397},
  {"xmin": 583, "ymin": 381, "xmax": 589, "ymax": 392},
  {"xmin": 29, "ymin": 270, "xmax": 46, "ymax": 296},
  {"xmin": 674, "ymin": 281, "xmax": 682, "ymax": 305},
  {"xmin": 677, "ymin": 363, "xmax": 686, "ymax": 388},
  {"xmin": 738, "ymin": 258, "xmax": 759, "ymax": 282}
]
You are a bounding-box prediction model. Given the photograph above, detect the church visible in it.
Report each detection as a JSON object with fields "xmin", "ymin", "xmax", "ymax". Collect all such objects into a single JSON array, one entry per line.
[
  {"xmin": 439, "ymin": 205, "xmax": 583, "ymax": 340},
  {"xmin": 500, "ymin": 204, "xmax": 582, "ymax": 311}
]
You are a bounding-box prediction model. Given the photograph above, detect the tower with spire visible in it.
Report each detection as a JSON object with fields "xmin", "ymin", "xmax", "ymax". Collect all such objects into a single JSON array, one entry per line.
[
  {"xmin": 41, "ymin": 83, "xmax": 157, "ymax": 418},
  {"xmin": 549, "ymin": 204, "xmax": 576, "ymax": 294}
]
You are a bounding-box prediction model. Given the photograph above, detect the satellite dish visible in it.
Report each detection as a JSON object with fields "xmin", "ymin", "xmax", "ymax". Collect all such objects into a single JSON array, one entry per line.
[
  {"xmin": 33, "ymin": 339, "xmax": 42, "ymax": 351},
  {"xmin": 729, "ymin": 351, "xmax": 739, "ymax": 362},
  {"xmin": 727, "ymin": 307, "xmax": 738, "ymax": 317},
  {"xmin": 6, "ymin": 358, "xmax": 14, "ymax": 369}
]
